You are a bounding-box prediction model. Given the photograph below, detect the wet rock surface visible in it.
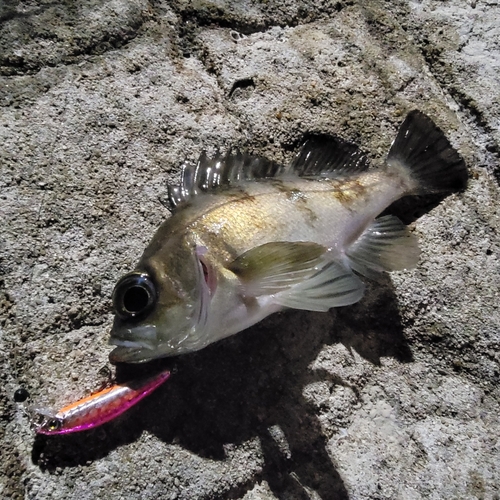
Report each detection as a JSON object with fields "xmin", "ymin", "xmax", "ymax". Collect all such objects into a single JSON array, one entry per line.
[{"xmin": 1, "ymin": 1, "xmax": 499, "ymax": 499}]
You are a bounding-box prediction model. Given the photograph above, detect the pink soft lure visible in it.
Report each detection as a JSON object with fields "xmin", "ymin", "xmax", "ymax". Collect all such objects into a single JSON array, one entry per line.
[{"xmin": 33, "ymin": 369, "xmax": 171, "ymax": 435}]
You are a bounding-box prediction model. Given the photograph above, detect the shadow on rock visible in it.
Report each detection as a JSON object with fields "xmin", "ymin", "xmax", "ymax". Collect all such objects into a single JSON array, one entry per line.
[{"xmin": 32, "ymin": 279, "xmax": 411, "ymax": 500}]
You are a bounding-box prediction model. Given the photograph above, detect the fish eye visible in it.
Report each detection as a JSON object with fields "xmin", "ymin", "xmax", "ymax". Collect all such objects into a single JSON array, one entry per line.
[
  {"xmin": 112, "ymin": 272, "xmax": 157, "ymax": 320},
  {"xmin": 47, "ymin": 418, "xmax": 62, "ymax": 431}
]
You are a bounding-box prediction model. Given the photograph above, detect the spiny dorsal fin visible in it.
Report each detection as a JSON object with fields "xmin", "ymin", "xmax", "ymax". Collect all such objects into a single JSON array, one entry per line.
[
  {"xmin": 288, "ymin": 134, "xmax": 370, "ymax": 178},
  {"xmin": 167, "ymin": 151, "xmax": 285, "ymax": 210}
]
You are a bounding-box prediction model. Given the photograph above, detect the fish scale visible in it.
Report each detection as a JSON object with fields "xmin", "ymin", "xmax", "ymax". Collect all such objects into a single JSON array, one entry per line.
[{"xmin": 189, "ymin": 174, "xmax": 404, "ymax": 259}]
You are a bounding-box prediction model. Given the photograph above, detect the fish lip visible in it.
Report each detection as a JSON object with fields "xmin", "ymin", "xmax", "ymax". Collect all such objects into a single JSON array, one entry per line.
[
  {"xmin": 109, "ymin": 345, "xmax": 158, "ymax": 364},
  {"xmin": 109, "ymin": 324, "xmax": 158, "ymax": 351},
  {"xmin": 108, "ymin": 338, "xmax": 156, "ymax": 350}
]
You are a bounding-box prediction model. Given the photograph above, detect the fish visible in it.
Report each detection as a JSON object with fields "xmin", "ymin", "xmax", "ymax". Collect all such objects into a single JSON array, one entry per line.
[
  {"xmin": 32, "ymin": 369, "xmax": 171, "ymax": 435},
  {"xmin": 108, "ymin": 110, "xmax": 467, "ymax": 363}
]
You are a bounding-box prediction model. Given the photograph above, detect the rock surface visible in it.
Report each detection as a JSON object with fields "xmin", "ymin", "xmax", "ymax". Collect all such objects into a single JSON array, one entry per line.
[{"xmin": 1, "ymin": 1, "xmax": 499, "ymax": 499}]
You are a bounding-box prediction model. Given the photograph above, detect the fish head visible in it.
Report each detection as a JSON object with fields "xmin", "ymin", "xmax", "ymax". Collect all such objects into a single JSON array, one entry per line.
[{"xmin": 109, "ymin": 236, "xmax": 215, "ymax": 363}]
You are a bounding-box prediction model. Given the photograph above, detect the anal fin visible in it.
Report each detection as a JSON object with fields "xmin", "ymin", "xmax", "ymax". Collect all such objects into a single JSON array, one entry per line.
[
  {"xmin": 346, "ymin": 215, "xmax": 420, "ymax": 279},
  {"xmin": 273, "ymin": 261, "xmax": 365, "ymax": 312}
]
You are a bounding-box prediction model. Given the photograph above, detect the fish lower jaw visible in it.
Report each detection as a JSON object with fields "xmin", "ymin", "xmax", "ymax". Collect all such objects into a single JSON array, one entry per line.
[
  {"xmin": 109, "ymin": 345, "xmax": 158, "ymax": 364},
  {"xmin": 108, "ymin": 338, "xmax": 157, "ymax": 350},
  {"xmin": 108, "ymin": 331, "xmax": 159, "ymax": 362},
  {"xmin": 108, "ymin": 323, "xmax": 159, "ymax": 352},
  {"xmin": 109, "ymin": 337, "xmax": 202, "ymax": 363}
]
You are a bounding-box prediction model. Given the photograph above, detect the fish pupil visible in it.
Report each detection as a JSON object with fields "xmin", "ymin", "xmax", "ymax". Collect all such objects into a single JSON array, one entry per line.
[{"xmin": 123, "ymin": 286, "xmax": 150, "ymax": 314}]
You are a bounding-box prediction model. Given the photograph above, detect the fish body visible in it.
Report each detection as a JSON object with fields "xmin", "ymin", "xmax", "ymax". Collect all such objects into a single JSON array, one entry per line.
[
  {"xmin": 33, "ymin": 369, "xmax": 171, "ymax": 435},
  {"xmin": 109, "ymin": 111, "xmax": 467, "ymax": 363}
]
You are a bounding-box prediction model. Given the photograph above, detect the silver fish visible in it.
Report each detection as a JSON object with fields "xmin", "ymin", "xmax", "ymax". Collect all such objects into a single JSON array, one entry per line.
[{"xmin": 109, "ymin": 111, "xmax": 467, "ymax": 363}]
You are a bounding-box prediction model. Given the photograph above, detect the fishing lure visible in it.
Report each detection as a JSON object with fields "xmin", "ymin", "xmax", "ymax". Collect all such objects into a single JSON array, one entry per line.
[{"xmin": 33, "ymin": 369, "xmax": 171, "ymax": 435}]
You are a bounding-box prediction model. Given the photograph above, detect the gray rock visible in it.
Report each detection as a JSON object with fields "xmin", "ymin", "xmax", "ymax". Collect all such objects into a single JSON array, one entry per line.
[{"xmin": 1, "ymin": 1, "xmax": 499, "ymax": 499}]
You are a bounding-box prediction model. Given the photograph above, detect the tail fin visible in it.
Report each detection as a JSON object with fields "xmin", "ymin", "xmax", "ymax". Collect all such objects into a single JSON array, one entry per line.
[{"xmin": 386, "ymin": 110, "xmax": 468, "ymax": 195}]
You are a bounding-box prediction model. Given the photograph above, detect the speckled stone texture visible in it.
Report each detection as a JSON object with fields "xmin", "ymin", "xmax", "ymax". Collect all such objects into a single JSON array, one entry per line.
[{"xmin": 1, "ymin": 1, "xmax": 499, "ymax": 499}]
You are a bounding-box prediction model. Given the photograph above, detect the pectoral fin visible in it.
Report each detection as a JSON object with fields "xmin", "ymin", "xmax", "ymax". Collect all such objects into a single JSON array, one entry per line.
[
  {"xmin": 346, "ymin": 215, "xmax": 420, "ymax": 279},
  {"xmin": 273, "ymin": 261, "xmax": 365, "ymax": 312},
  {"xmin": 228, "ymin": 241, "xmax": 327, "ymax": 296}
]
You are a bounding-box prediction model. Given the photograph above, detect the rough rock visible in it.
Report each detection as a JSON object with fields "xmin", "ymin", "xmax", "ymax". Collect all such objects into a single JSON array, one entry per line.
[{"xmin": 1, "ymin": 1, "xmax": 499, "ymax": 499}]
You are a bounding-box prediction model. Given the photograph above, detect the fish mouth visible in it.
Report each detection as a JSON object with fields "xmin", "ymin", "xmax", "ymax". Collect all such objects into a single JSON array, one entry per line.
[
  {"xmin": 109, "ymin": 338, "xmax": 156, "ymax": 350},
  {"xmin": 109, "ymin": 324, "xmax": 166, "ymax": 363},
  {"xmin": 109, "ymin": 345, "xmax": 158, "ymax": 364},
  {"xmin": 109, "ymin": 324, "xmax": 158, "ymax": 353}
]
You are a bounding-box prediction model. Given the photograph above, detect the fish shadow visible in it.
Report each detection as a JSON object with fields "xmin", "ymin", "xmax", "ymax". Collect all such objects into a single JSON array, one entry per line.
[{"xmin": 32, "ymin": 277, "xmax": 412, "ymax": 499}]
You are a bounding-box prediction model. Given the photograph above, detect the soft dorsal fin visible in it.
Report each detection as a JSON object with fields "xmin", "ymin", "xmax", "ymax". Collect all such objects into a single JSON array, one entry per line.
[
  {"xmin": 167, "ymin": 152, "xmax": 285, "ymax": 210},
  {"xmin": 288, "ymin": 134, "xmax": 370, "ymax": 178}
]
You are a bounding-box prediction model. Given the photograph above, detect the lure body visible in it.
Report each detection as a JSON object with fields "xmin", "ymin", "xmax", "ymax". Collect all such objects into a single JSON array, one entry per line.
[{"xmin": 34, "ymin": 369, "xmax": 170, "ymax": 435}]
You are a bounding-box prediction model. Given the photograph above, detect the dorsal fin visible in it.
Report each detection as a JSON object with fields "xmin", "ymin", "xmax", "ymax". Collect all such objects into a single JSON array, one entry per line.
[
  {"xmin": 167, "ymin": 151, "xmax": 285, "ymax": 210},
  {"xmin": 166, "ymin": 135, "xmax": 370, "ymax": 210},
  {"xmin": 288, "ymin": 134, "xmax": 370, "ymax": 178}
]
